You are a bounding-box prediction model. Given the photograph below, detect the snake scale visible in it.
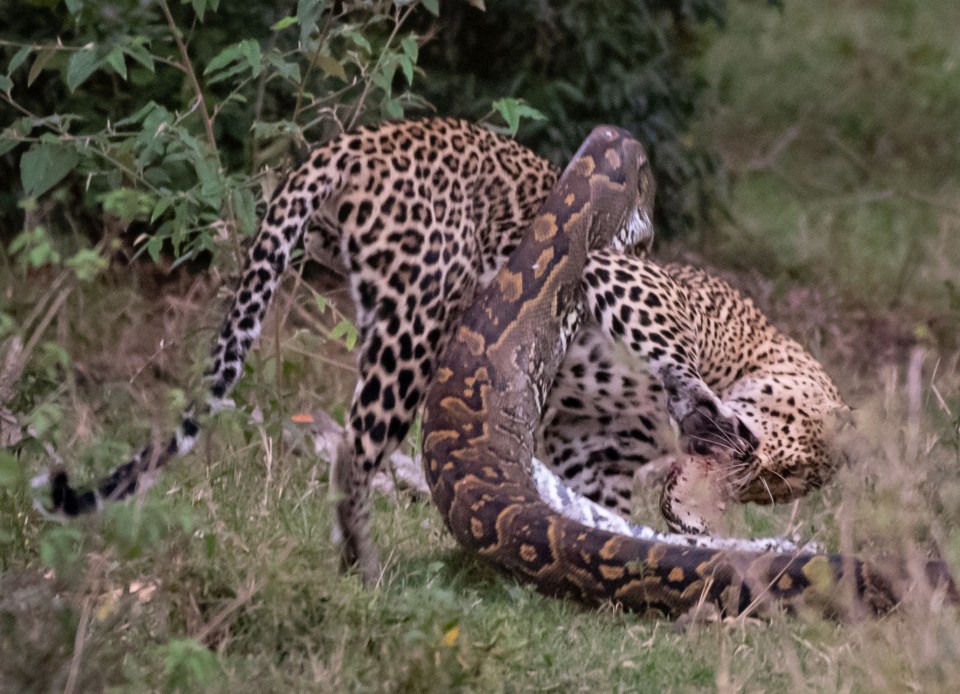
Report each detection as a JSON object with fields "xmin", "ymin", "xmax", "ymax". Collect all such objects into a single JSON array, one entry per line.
[{"xmin": 421, "ymin": 125, "xmax": 956, "ymax": 618}]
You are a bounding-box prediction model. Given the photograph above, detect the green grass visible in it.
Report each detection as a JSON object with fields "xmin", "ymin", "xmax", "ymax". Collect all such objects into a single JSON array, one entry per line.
[
  {"xmin": 3, "ymin": 1, "xmax": 960, "ymax": 691},
  {"xmin": 695, "ymin": 0, "xmax": 960, "ymax": 344}
]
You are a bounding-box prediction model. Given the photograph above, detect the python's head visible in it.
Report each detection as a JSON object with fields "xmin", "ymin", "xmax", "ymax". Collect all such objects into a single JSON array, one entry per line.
[
  {"xmin": 575, "ymin": 125, "xmax": 656, "ymax": 256},
  {"xmin": 615, "ymin": 155, "xmax": 655, "ymax": 256}
]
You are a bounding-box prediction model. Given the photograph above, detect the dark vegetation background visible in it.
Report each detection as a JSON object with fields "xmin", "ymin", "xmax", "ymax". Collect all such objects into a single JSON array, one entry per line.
[
  {"xmin": 0, "ymin": 0, "xmax": 743, "ymax": 252},
  {"xmin": 2, "ymin": 0, "xmax": 960, "ymax": 691}
]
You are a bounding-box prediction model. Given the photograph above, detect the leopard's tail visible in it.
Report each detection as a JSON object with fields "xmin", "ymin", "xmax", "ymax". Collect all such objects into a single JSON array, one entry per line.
[{"xmin": 39, "ymin": 149, "xmax": 345, "ymax": 516}]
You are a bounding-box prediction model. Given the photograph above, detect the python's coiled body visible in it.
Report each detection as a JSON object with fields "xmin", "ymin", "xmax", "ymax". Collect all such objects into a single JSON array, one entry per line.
[{"xmin": 422, "ymin": 125, "xmax": 955, "ymax": 618}]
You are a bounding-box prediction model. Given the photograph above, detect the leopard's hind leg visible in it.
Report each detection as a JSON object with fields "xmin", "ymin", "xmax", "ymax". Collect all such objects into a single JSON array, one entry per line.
[{"xmin": 331, "ymin": 209, "xmax": 480, "ymax": 584}]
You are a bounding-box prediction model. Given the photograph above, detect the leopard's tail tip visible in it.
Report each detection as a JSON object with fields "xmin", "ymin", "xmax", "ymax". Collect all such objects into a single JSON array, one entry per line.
[
  {"xmin": 30, "ymin": 470, "xmax": 51, "ymax": 490},
  {"xmin": 30, "ymin": 469, "xmax": 100, "ymax": 520},
  {"xmin": 31, "ymin": 469, "xmax": 68, "ymax": 522}
]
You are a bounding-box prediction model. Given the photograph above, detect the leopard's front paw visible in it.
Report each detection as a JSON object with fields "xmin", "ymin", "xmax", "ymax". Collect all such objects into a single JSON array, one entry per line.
[
  {"xmin": 677, "ymin": 399, "xmax": 759, "ymax": 462},
  {"xmin": 334, "ymin": 498, "xmax": 382, "ymax": 586},
  {"xmin": 660, "ymin": 456, "xmax": 721, "ymax": 535}
]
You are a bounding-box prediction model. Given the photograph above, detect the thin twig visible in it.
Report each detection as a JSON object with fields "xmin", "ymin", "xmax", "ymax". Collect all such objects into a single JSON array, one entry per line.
[
  {"xmin": 906, "ymin": 346, "xmax": 925, "ymax": 464},
  {"xmin": 158, "ymin": 0, "xmax": 242, "ymax": 266},
  {"xmin": 895, "ymin": 188, "xmax": 960, "ymax": 218},
  {"xmin": 158, "ymin": 0, "xmax": 217, "ymax": 157},
  {"xmin": 346, "ymin": 3, "xmax": 417, "ymax": 131},
  {"xmin": 22, "ymin": 285, "xmax": 73, "ymax": 364},
  {"xmin": 825, "ymin": 128, "xmax": 871, "ymax": 177},
  {"xmin": 63, "ymin": 595, "xmax": 93, "ymax": 694},
  {"xmin": 745, "ymin": 124, "xmax": 801, "ymax": 172},
  {"xmin": 192, "ymin": 578, "xmax": 260, "ymax": 646}
]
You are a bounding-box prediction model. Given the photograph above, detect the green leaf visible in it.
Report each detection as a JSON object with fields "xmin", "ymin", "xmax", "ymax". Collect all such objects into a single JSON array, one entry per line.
[
  {"xmin": 492, "ymin": 98, "xmax": 546, "ymax": 135},
  {"xmin": 27, "ymin": 401, "xmax": 64, "ymax": 437},
  {"xmin": 0, "ymin": 137, "xmax": 18, "ymax": 157},
  {"xmin": 0, "ymin": 312, "xmax": 15, "ymax": 339},
  {"xmin": 117, "ymin": 100, "xmax": 160, "ymax": 126},
  {"xmin": 0, "ymin": 452, "xmax": 22, "ymax": 488},
  {"xmin": 8, "ymin": 46, "xmax": 31, "ymax": 74},
  {"xmin": 316, "ymin": 53, "xmax": 346, "ymax": 81},
  {"xmin": 151, "ymin": 196, "xmax": 173, "ymax": 223},
  {"xmin": 231, "ymin": 187, "xmax": 257, "ymax": 236},
  {"xmin": 99, "ymin": 188, "xmax": 155, "ymax": 220},
  {"xmin": 422, "ymin": 0, "xmax": 439, "ymax": 16},
  {"xmin": 400, "ymin": 35, "xmax": 419, "ymax": 62},
  {"xmin": 0, "ymin": 75, "xmax": 11, "ymax": 92},
  {"xmin": 124, "ymin": 41, "xmax": 156, "ymax": 73},
  {"xmin": 329, "ymin": 318, "xmax": 358, "ymax": 351},
  {"xmin": 0, "ymin": 118, "xmax": 30, "ymax": 156},
  {"xmin": 344, "ymin": 29, "xmax": 372, "ymax": 53},
  {"xmin": 398, "ymin": 55, "xmax": 414, "ymax": 85},
  {"xmin": 192, "ymin": 154, "xmax": 224, "ymax": 204},
  {"xmin": 382, "ymin": 97, "xmax": 403, "ymax": 119},
  {"xmin": 8, "ymin": 228, "xmax": 33, "ymax": 255},
  {"xmin": 265, "ymin": 52, "xmax": 301, "ymax": 82},
  {"xmin": 66, "ymin": 248, "xmax": 108, "ymax": 282},
  {"xmin": 492, "ymin": 98, "xmax": 519, "ymax": 134},
  {"xmin": 240, "ymin": 40, "xmax": 262, "ymax": 77},
  {"xmin": 205, "ymin": 40, "xmax": 261, "ymax": 79},
  {"xmin": 297, "ymin": 0, "xmax": 329, "ymax": 45},
  {"xmin": 514, "ymin": 103, "xmax": 547, "ymax": 122},
  {"xmin": 189, "ymin": 0, "xmax": 210, "ymax": 21},
  {"xmin": 102, "ymin": 499, "xmax": 189, "ymax": 558},
  {"xmin": 66, "ymin": 46, "xmax": 102, "ymax": 92},
  {"xmin": 205, "ymin": 61, "xmax": 249, "ymax": 86},
  {"xmin": 204, "ymin": 43, "xmax": 245, "ymax": 75},
  {"xmin": 105, "ymin": 46, "xmax": 127, "ymax": 79},
  {"xmin": 314, "ymin": 292, "xmax": 327, "ymax": 313},
  {"xmin": 466, "ymin": 0, "xmax": 485, "ymax": 8},
  {"xmin": 371, "ymin": 58, "xmax": 398, "ymax": 92},
  {"xmin": 39, "ymin": 526, "xmax": 84, "ymax": 579},
  {"xmin": 146, "ymin": 234, "xmax": 163, "ymax": 262},
  {"xmin": 27, "ymin": 49, "xmax": 57, "ymax": 87},
  {"xmin": 20, "ymin": 143, "xmax": 80, "ymax": 198},
  {"xmin": 161, "ymin": 639, "xmax": 220, "ymax": 693},
  {"xmin": 271, "ymin": 16, "xmax": 298, "ymax": 31}
]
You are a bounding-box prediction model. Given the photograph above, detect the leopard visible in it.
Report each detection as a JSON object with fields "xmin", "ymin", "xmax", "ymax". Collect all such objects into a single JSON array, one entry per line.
[
  {"xmin": 40, "ymin": 116, "xmax": 655, "ymax": 585},
  {"xmin": 42, "ymin": 115, "xmax": 841, "ymax": 583},
  {"xmin": 539, "ymin": 250, "xmax": 848, "ymax": 537}
]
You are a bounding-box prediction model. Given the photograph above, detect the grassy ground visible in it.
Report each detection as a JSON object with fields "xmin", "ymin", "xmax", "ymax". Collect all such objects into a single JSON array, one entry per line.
[{"xmin": 3, "ymin": 1, "xmax": 960, "ymax": 691}]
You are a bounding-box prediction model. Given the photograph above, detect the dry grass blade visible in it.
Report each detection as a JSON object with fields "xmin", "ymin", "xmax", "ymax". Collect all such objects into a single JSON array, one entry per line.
[{"xmin": 192, "ymin": 578, "xmax": 261, "ymax": 648}]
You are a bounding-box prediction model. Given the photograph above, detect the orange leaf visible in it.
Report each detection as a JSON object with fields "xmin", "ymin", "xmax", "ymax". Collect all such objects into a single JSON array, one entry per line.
[{"xmin": 441, "ymin": 626, "xmax": 460, "ymax": 647}]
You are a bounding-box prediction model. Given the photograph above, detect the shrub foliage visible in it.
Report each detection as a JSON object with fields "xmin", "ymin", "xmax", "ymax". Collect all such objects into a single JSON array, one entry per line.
[{"xmin": 1, "ymin": 0, "xmax": 778, "ymax": 266}]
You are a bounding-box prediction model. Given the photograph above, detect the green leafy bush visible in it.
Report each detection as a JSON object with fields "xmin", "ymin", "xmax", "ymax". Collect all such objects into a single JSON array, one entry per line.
[
  {"xmin": 1, "ymin": 0, "xmax": 778, "ymax": 256},
  {"xmin": 1, "ymin": 0, "xmax": 432, "ymax": 266}
]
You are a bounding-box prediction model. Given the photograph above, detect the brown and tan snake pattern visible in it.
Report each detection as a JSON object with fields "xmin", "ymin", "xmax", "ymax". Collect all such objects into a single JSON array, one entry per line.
[{"xmin": 421, "ymin": 125, "xmax": 956, "ymax": 618}]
